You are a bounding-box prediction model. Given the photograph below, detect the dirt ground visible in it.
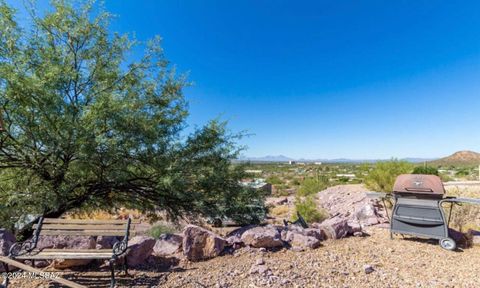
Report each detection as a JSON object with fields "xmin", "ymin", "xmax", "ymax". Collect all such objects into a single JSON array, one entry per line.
[{"xmin": 7, "ymin": 226, "xmax": 480, "ymax": 288}]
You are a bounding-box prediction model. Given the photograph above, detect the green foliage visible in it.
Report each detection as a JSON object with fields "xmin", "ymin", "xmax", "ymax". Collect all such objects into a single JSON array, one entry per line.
[
  {"xmin": 292, "ymin": 196, "xmax": 327, "ymax": 223},
  {"xmin": 0, "ymin": 0, "xmax": 265, "ymax": 230},
  {"xmin": 412, "ymin": 166, "xmax": 439, "ymax": 176},
  {"xmin": 266, "ymin": 176, "xmax": 282, "ymax": 185},
  {"xmin": 147, "ymin": 224, "xmax": 177, "ymax": 239},
  {"xmin": 455, "ymin": 168, "xmax": 470, "ymax": 177},
  {"xmin": 365, "ymin": 160, "xmax": 413, "ymax": 192},
  {"xmin": 297, "ymin": 177, "xmax": 328, "ymax": 196}
]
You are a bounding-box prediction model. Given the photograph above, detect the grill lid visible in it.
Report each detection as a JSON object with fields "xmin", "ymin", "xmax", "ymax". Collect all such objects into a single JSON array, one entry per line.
[{"xmin": 393, "ymin": 174, "xmax": 445, "ymax": 195}]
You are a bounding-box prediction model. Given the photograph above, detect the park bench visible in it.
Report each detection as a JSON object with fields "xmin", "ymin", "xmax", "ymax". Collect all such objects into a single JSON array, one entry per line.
[{"xmin": 2, "ymin": 217, "xmax": 138, "ymax": 288}]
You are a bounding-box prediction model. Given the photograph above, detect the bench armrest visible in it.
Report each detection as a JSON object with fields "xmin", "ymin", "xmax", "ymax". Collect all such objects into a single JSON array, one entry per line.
[
  {"xmin": 9, "ymin": 240, "xmax": 37, "ymax": 258},
  {"xmin": 112, "ymin": 238, "xmax": 128, "ymax": 258}
]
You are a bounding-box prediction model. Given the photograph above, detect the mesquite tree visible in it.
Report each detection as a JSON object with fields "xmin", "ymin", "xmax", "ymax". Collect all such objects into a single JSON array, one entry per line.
[{"xmin": 0, "ymin": 1, "xmax": 265, "ymax": 232}]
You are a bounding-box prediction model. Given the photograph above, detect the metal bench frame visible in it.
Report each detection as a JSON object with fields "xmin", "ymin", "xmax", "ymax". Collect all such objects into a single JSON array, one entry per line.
[{"xmin": 2, "ymin": 217, "xmax": 133, "ymax": 288}]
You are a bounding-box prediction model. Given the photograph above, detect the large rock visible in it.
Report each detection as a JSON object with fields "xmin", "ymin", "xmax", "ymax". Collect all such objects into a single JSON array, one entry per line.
[
  {"xmin": 96, "ymin": 236, "xmax": 120, "ymax": 249},
  {"xmin": 0, "ymin": 229, "xmax": 16, "ymax": 272},
  {"xmin": 126, "ymin": 236, "xmax": 156, "ymax": 267},
  {"xmin": 280, "ymin": 226, "xmax": 322, "ymax": 250},
  {"xmin": 316, "ymin": 184, "xmax": 388, "ymax": 226},
  {"xmin": 317, "ymin": 217, "xmax": 350, "ymax": 240},
  {"xmin": 153, "ymin": 234, "xmax": 182, "ymax": 257},
  {"xmin": 183, "ymin": 225, "xmax": 226, "ymax": 261},
  {"xmin": 36, "ymin": 235, "xmax": 96, "ymax": 269},
  {"xmin": 241, "ymin": 225, "xmax": 283, "ymax": 248},
  {"xmin": 284, "ymin": 231, "xmax": 320, "ymax": 250}
]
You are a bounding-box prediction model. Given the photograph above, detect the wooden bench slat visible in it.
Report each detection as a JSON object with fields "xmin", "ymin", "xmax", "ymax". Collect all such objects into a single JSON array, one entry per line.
[
  {"xmin": 0, "ymin": 256, "xmax": 87, "ymax": 288},
  {"xmin": 41, "ymin": 249, "xmax": 113, "ymax": 253},
  {"xmin": 39, "ymin": 230, "xmax": 130, "ymax": 236},
  {"xmin": 42, "ymin": 218, "xmax": 140, "ymax": 224},
  {"xmin": 15, "ymin": 252, "xmax": 113, "ymax": 260},
  {"xmin": 34, "ymin": 224, "xmax": 128, "ymax": 230}
]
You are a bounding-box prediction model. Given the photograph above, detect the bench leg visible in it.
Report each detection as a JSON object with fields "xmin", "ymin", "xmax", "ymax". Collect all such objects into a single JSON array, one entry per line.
[
  {"xmin": 2, "ymin": 262, "xmax": 9, "ymax": 288},
  {"xmin": 109, "ymin": 259, "xmax": 116, "ymax": 288},
  {"xmin": 123, "ymin": 256, "xmax": 129, "ymax": 276}
]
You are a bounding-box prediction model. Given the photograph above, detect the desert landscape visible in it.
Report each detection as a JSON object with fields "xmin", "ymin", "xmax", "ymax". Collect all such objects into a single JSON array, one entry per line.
[{"xmin": 1, "ymin": 1, "xmax": 479, "ymax": 287}]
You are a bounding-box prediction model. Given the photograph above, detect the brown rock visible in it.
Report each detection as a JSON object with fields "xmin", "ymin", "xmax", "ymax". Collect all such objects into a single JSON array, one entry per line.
[
  {"xmin": 241, "ymin": 225, "xmax": 283, "ymax": 248},
  {"xmin": 153, "ymin": 234, "xmax": 183, "ymax": 257},
  {"xmin": 318, "ymin": 217, "xmax": 350, "ymax": 240},
  {"xmin": 126, "ymin": 236, "xmax": 156, "ymax": 267},
  {"xmin": 285, "ymin": 231, "xmax": 321, "ymax": 250},
  {"xmin": 96, "ymin": 236, "xmax": 120, "ymax": 249},
  {"xmin": 183, "ymin": 225, "xmax": 226, "ymax": 261},
  {"xmin": 316, "ymin": 184, "xmax": 388, "ymax": 226}
]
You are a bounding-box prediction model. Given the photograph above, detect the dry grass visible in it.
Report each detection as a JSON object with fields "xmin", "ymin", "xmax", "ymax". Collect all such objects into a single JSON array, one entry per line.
[
  {"xmin": 65, "ymin": 208, "xmax": 144, "ymax": 220},
  {"xmin": 445, "ymin": 186, "xmax": 480, "ymax": 231},
  {"xmin": 269, "ymin": 205, "xmax": 290, "ymax": 218}
]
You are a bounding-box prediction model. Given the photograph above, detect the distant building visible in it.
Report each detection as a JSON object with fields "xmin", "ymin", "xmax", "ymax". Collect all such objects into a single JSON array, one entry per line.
[
  {"xmin": 245, "ymin": 169, "xmax": 263, "ymax": 174},
  {"xmin": 288, "ymin": 160, "xmax": 296, "ymax": 165},
  {"xmin": 240, "ymin": 178, "xmax": 272, "ymax": 194},
  {"xmin": 314, "ymin": 162, "xmax": 322, "ymax": 165},
  {"xmin": 336, "ymin": 173, "xmax": 356, "ymax": 179}
]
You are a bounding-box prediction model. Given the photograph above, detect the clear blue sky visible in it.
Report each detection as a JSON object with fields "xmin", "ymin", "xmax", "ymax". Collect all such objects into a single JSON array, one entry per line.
[{"xmin": 7, "ymin": 1, "xmax": 480, "ymax": 159}]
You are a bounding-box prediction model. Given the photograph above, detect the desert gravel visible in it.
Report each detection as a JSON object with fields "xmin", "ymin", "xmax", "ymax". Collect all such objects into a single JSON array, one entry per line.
[{"xmin": 7, "ymin": 227, "xmax": 480, "ymax": 288}]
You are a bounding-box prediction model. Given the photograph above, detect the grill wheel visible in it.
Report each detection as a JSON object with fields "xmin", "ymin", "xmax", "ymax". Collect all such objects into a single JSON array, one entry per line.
[{"xmin": 439, "ymin": 237, "xmax": 456, "ymax": 251}]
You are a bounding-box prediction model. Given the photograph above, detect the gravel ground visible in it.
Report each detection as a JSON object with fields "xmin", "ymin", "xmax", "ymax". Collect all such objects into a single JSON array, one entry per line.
[{"xmin": 7, "ymin": 227, "xmax": 480, "ymax": 288}]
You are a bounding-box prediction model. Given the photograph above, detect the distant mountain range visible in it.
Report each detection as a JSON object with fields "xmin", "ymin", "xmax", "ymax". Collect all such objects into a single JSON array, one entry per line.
[{"xmin": 237, "ymin": 155, "xmax": 436, "ymax": 164}]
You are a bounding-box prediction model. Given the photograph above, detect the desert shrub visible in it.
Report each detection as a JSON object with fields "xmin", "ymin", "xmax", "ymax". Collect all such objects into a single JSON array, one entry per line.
[
  {"xmin": 270, "ymin": 205, "xmax": 290, "ymax": 217},
  {"xmin": 445, "ymin": 186, "xmax": 480, "ymax": 232},
  {"xmin": 147, "ymin": 224, "xmax": 177, "ymax": 239},
  {"xmin": 365, "ymin": 160, "xmax": 413, "ymax": 192},
  {"xmin": 292, "ymin": 196, "xmax": 328, "ymax": 223},
  {"xmin": 267, "ymin": 176, "xmax": 283, "ymax": 185},
  {"xmin": 297, "ymin": 177, "xmax": 328, "ymax": 197},
  {"xmin": 412, "ymin": 166, "xmax": 439, "ymax": 176},
  {"xmin": 291, "ymin": 179, "xmax": 301, "ymax": 186},
  {"xmin": 455, "ymin": 169, "xmax": 470, "ymax": 177}
]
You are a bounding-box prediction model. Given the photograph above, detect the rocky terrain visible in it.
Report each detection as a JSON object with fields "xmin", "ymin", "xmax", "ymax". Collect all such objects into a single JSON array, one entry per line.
[
  {"xmin": 6, "ymin": 226, "xmax": 480, "ymax": 288},
  {"xmin": 2, "ymin": 184, "xmax": 480, "ymax": 288}
]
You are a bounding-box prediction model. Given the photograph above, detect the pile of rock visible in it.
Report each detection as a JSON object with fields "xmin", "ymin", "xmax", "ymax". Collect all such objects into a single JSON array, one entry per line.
[{"xmin": 316, "ymin": 184, "xmax": 388, "ymax": 231}]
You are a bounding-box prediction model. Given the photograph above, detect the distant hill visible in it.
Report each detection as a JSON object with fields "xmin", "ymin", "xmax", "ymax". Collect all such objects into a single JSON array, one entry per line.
[{"xmin": 429, "ymin": 150, "xmax": 480, "ymax": 166}]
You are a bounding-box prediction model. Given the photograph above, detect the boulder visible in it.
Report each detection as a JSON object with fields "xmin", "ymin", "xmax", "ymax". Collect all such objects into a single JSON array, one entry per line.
[
  {"xmin": 126, "ymin": 236, "xmax": 156, "ymax": 267},
  {"xmin": 153, "ymin": 234, "xmax": 183, "ymax": 257},
  {"xmin": 241, "ymin": 225, "xmax": 283, "ymax": 248},
  {"xmin": 284, "ymin": 231, "xmax": 320, "ymax": 250},
  {"xmin": 0, "ymin": 229, "xmax": 16, "ymax": 272},
  {"xmin": 318, "ymin": 217, "xmax": 350, "ymax": 240},
  {"xmin": 183, "ymin": 225, "xmax": 226, "ymax": 261},
  {"xmin": 316, "ymin": 184, "xmax": 388, "ymax": 226},
  {"xmin": 96, "ymin": 236, "xmax": 120, "ymax": 249},
  {"xmin": 226, "ymin": 235, "xmax": 243, "ymax": 250},
  {"xmin": 35, "ymin": 235, "xmax": 96, "ymax": 269},
  {"xmin": 303, "ymin": 228, "xmax": 325, "ymax": 241}
]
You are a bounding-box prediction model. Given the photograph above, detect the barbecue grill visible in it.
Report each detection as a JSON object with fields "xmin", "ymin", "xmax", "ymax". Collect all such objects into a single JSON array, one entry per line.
[{"xmin": 368, "ymin": 174, "xmax": 480, "ymax": 250}]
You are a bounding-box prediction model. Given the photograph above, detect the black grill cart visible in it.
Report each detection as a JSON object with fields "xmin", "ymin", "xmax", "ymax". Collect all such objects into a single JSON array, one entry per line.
[{"xmin": 368, "ymin": 174, "xmax": 480, "ymax": 250}]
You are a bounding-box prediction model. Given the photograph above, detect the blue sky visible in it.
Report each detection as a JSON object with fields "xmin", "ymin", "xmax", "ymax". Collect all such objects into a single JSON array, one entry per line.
[{"xmin": 7, "ymin": 1, "xmax": 480, "ymax": 159}]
